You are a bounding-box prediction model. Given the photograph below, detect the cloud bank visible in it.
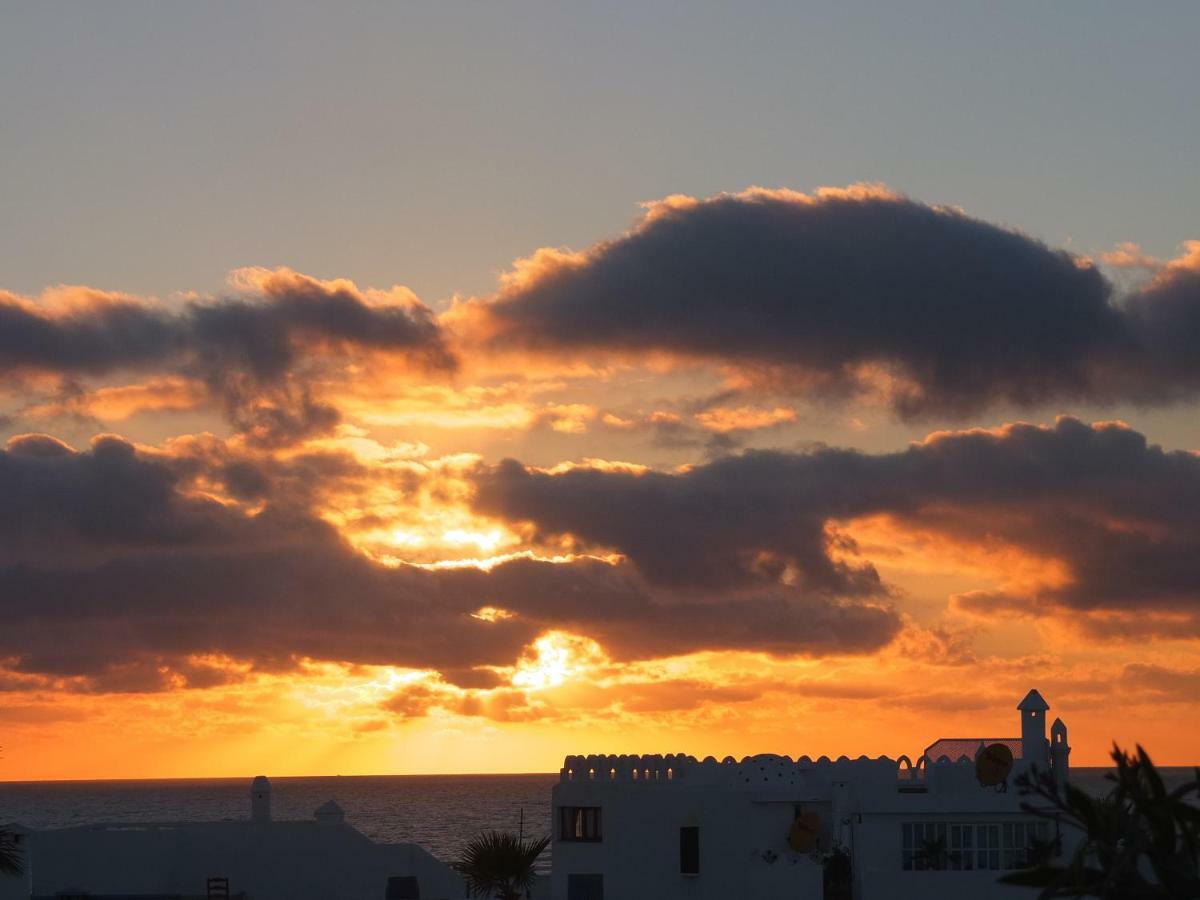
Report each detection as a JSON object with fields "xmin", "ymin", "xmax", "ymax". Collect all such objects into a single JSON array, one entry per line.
[
  {"xmin": 474, "ymin": 417, "xmax": 1200, "ymax": 629},
  {"xmin": 474, "ymin": 186, "xmax": 1200, "ymax": 418},
  {"xmin": 1, "ymin": 268, "xmax": 452, "ymax": 444},
  {"xmin": 0, "ymin": 433, "xmax": 898, "ymax": 690}
]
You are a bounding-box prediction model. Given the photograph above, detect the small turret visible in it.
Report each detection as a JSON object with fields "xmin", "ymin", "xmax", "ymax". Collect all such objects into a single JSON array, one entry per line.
[
  {"xmin": 1018, "ymin": 689, "xmax": 1050, "ymax": 769},
  {"xmin": 250, "ymin": 775, "xmax": 271, "ymax": 822},
  {"xmin": 1050, "ymin": 717, "xmax": 1071, "ymax": 785},
  {"xmin": 314, "ymin": 799, "xmax": 345, "ymax": 824}
]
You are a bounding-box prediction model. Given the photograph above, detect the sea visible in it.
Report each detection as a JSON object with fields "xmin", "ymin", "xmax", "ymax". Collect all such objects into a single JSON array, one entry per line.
[
  {"xmin": 0, "ymin": 774, "xmax": 557, "ymax": 867},
  {"xmin": 0, "ymin": 767, "xmax": 1194, "ymax": 867}
]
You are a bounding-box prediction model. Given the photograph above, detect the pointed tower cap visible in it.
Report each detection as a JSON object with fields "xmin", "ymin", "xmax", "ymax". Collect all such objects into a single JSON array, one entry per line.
[
  {"xmin": 1017, "ymin": 689, "xmax": 1050, "ymax": 711},
  {"xmin": 1051, "ymin": 717, "xmax": 1067, "ymax": 733}
]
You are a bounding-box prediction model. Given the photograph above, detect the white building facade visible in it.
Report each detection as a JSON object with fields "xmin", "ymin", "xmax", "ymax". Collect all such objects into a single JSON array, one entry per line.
[{"xmin": 551, "ymin": 690, "xmax": 1073, "ymax": 900}]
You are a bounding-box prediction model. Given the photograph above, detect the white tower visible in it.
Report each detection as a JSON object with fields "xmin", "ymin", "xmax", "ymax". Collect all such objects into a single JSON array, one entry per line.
[
  {"xmin": 1050, "ymin": 717, "xmax": 1071, "ymax": 785},
  {"xmin": 1018, "ymin": 689, "xmax": 1050, "ymax": 768},
  {"xmin": 251, "ymin": 774, "xmax": 272, "ymax": 822}
]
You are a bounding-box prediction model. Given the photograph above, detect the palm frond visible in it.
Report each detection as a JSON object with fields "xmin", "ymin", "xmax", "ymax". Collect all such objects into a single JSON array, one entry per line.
[
  {"xmin": 0, "ymin": 830, "xmax": 22, "ymax": 877},
  {"xmin": 455, "ymin": 830, "xmax": 550, "ymax": 900}
]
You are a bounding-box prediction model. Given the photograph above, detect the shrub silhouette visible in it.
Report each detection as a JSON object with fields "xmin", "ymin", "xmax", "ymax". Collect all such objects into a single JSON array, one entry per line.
[{"xmin": 1001, "ymin": 744, "xmax": 1199, "ymax": 898}]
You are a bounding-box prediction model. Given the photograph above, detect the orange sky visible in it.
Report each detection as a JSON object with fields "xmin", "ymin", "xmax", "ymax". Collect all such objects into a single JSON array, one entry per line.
[{"xmin": 3, "ymin": 190, "xmax": 1200, "ymax": 781}]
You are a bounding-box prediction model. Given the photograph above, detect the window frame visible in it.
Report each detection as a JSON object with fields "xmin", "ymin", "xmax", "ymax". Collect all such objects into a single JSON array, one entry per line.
[
  {"xmin": 902, "ymin": 820, "xmax": 1047, "ymax": 871},
  {"xmin": 559, "ymin": 805, "xmax": 603, "ymax": 843}
]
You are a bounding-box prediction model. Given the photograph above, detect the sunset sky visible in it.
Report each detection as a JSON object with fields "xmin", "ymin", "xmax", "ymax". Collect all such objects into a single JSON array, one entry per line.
[{"xmin": 2, "ymin": 3, "xmax": 1199, "ymax": 781}]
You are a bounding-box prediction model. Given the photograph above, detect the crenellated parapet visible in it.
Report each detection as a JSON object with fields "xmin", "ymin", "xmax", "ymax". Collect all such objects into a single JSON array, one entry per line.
[
  {"xmin": 561, "ymin": 753, "xmax": 698, "ymax": 782},
  {"xmin": 560, "ymin": 751, "xmax": 980, "ymax": 787}
]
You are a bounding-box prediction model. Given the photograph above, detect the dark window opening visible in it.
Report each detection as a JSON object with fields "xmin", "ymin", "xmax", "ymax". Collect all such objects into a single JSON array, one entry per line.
[
  {"xmin": 680, "ymin": 825, "xmax": 700, "ymax": 875},
  {"xmin": 385, "ymin": 875, "xmax": 421, "ymax": 899},
  {"xmin": 567, "ymin": 873, "xmax": 604, "ymax": 900},
  {"xmin": 559, "ymin": 806, "xmax": 603, "ymax": 842}
]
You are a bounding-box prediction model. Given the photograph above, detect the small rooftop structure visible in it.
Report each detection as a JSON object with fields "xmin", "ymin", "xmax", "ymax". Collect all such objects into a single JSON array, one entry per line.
[
  {"xmin": 923, "ymin": 737, "xmax": 1023, "ymax": 763},
  {"xmin": 315, "ymin": 799, "xmax": 346, "ymax": 824},
  {"xmin": 250, "ymin": 774, "xmax": 271, "ymax": 823},
  {"xmin": 1017, "ymin": 688, "xmax": 1050, "ymax": 711}
]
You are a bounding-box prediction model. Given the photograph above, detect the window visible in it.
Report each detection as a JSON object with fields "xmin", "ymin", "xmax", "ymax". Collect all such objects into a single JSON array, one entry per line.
[
  {"xmin": 385, "ymin": 876, "xmax": 421, "ymax": 899},
  {"xmin": 902, "ymin": 821, "xmax": 1048, "ymax": 871},
  {"xmin": 559, "ymin": 806, "xmax": 602, "ymax": 842},
  {"xmin": 680, "ymin": 826, "xmax": 700, "ymax": 875},
  {"xmin": 567, "ymin": 873, "xmax": 604, "ymax": 900}
]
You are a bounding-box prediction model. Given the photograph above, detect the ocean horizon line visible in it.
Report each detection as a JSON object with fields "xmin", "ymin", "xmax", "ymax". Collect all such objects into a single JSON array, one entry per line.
[{"xmin": 4, "ymin": 763, "xmax": 1196, "ymax": 789}]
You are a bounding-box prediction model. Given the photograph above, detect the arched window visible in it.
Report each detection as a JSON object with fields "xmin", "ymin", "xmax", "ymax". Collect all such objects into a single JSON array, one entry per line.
[
  {"xmin": 667, "ymin": 767, "xmax": 674, "ymax": 781},
  {"xmin": 588, "ymin": 767, "xmax": 595, "ymax": 780}
]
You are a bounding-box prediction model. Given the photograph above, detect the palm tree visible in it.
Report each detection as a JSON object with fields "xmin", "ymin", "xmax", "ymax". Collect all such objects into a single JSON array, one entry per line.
[
  {"xmin": 0, "ymin": 744, "xmax": 22, "ymax": 877},
  {"xmin": 1001, "ymin": 743, "xmax": 1199, "ymax": 898},
  {"xmin": 0, "ymin": 829, "xmax": 21, "ymax": 877},
  {"xmin": 455, "ymin": 830, "xmax": 549, "ymax": 900}
]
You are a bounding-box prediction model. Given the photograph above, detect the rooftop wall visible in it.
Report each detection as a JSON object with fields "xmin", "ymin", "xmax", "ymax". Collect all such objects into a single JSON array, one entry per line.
[{"xmin": 560, "ymin": 751, "xmax": 987, "ymax": 789}]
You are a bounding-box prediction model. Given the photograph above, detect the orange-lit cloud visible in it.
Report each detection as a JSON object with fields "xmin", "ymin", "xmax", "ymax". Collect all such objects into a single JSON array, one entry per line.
[{"xmin": 5, "ymin": 192, "xmax": 1200, "ymax": 779}]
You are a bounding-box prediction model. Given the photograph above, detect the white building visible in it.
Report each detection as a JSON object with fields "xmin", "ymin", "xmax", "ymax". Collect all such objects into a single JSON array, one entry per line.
[
  {"xmin": 1, "ymin": 776, "xmax": 467, "ymax": 900},
  {"xmin": 551, "ymin": 689, "xmax": 1074, "ymax": 900}
]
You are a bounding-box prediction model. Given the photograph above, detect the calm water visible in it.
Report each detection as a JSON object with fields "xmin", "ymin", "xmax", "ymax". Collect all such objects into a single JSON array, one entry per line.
[
  {"xmin": 0, "ymin": 774, "xmax": 557, "ymax": 866},
  {"xmin": 0, "ymin": 767, "xmax": 1194, "ymax": 865}
]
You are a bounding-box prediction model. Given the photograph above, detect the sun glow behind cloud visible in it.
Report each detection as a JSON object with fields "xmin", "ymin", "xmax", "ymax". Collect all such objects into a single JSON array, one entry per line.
[
  {"xmin": 4, "ymin": 190, "xmax": 1200, "ymax": 780},
  {"xmin": 511, "ymin": 632, "xmax": 607, "ymax": 690}
]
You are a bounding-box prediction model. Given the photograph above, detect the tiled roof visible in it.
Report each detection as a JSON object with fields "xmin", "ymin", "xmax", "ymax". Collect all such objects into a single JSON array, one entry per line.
[{"xmin": 923, "ymin": 738, "xmax": 1023, "ymax": 762}]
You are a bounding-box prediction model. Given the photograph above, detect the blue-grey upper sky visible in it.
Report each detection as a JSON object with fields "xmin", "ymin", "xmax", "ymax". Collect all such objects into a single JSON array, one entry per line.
[{"xmin": 2, "ymin": 1, "xmax": 1197, "ymax": 306}]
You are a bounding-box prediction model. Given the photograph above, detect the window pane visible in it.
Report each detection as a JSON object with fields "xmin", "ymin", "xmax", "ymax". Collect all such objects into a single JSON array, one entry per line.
[
  {"xmin": 560, "ymin": 807, "xmax": 602, "ymax": 842},
  {"xmin": 680, "ymin": 826, "xmax": 700, "ymax": 875}
]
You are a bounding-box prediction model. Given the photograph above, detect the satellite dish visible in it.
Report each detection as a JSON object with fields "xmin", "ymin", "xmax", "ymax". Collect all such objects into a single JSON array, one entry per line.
[
  {"xmin": 787, "ymin": 813, "xmax": 820, "ymax": 852},
  {"xmin": 976, "ymin": 742, "xmax": 1014, "ymax": 786}
]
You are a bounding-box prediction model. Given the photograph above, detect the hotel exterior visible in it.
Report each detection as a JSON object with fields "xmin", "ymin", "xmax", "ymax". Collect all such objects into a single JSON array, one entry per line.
[{"xmin": 551, "ymin": 689, "xmax": 1072, "ymax": 900}]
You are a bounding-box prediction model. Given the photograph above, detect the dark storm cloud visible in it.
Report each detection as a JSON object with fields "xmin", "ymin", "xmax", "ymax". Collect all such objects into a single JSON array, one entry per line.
[
  {"xmin": 0, "ymin": 270, "xmax": 453, "ymax": 443},
  {"xmin": 0, "ymin": 292, "xmax": 181, "ymax": 375},
  {"xmin": 474, "ymin": 417, "xmax": 1200, "ymax": 625},
  {"xmin": 0, "ymin": 434, "xmax": 897, "ymax": 690},
  {"xmin": 474, "ymin": 455, "xmax": 888, "ymax": 595},
  {"xmin": 0, "ymin": 275, "xmax": 449, "ymax": 380},
  {"xmin": 478, "ymin": 187, "xmax": 1200, "ymax": 418}
]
